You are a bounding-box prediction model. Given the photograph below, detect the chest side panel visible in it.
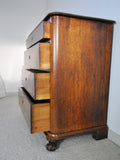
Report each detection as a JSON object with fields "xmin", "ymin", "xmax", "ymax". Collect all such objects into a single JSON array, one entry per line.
[{"xmin": 50, "ymin": 16, "xmax": 113, "ymax": 133}]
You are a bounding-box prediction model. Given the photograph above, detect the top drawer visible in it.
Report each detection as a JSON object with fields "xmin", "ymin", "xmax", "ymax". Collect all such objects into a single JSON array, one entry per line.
[{"xmin": 26, "ymin": 21, "xmax": 51, "ymax": 49}]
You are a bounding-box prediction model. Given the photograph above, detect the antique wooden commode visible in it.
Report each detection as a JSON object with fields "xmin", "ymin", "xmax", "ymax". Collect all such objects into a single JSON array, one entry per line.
[{"xmin": 18, "ymin": 12, "xmax": 115, "ymax": 151}]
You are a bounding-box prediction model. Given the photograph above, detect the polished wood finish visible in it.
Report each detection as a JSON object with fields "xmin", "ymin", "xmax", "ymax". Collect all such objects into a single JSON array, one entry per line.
[
  {"xmin": 24, "ymin": 43, "xmax": 50, "ymax": 69},
  {"xmin": 50, "ymin": 16, "xmax": 113, "ymax": 134},
  {"xmin": 19, "ymin": 12, "xmax": 115, "ymax": 151},
  {"xmin": 44, "ymin": 12, "xmax": 115, "ymax": 24},
  {"xmin": 18, "ymin": 88, "xmax": 50, "ymax": 133},
  {"xmin": 45, "ymin": 125, "xmax": 108, "ymax": 140},
  {"xmin": 26, "ymin": 21, "xmax": 50, "ymax": 49},
  {"xmin": 26, "ymin": 12, "xmax": 115, "ymax": 49},
  {"xmin": 22, "ymin": 69, "xmax": 50, "ymax": 100}
]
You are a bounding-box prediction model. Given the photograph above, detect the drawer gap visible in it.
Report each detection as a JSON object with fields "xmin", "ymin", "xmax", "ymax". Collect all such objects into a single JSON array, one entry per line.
[
  {"xmin": 28, "ymin": 38, "xmax": 51, "ymax": 49},
  {"xmin": 26, "ymin": 69, "xmax": 50, "ymax": 73},
  {"xmin": 22, "ymin": 87, "xmax": 50, "ymax": 104}
]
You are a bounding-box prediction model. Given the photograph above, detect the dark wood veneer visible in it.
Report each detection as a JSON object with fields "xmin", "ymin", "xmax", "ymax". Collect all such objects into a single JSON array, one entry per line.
[
  {"xmin": 22, "ymin": 69, "xmax": 50, "ymax": 100},
  {"xmin": 50, "ymin": 16, "xmax": 113, "ymax": 134},
  {"xmin": 19, "ymin": 12, "xmax": 115, "ymax": 151},
  {"xmin": 18, "ymin": 87, "xmax": 50, "ymax": 133}
]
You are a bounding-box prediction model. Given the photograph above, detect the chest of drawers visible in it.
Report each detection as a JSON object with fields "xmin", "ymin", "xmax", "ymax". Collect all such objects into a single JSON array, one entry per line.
[{"xmin": 18, "ymin": 12, "xmax": 115, "ymax": 151}]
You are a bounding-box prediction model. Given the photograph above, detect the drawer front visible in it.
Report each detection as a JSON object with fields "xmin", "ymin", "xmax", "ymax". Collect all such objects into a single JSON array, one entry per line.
[
  {"xmin": 18, "ymin": 87, "xmax": 50, "ymax": 133},
  {"xmin": 26, "ymin": 21, "xmax": 50, "ymax": 49},
  {"xmin": 18, "ymin": 88, "xmax": 31, "ymax": 129},
  {"xmin": 22, "ymin": 69, "xmax": 50, "ymax": 100},
  {"xmin": 24, "ymin": 43, "xmax": 50, "ymax": 70}
]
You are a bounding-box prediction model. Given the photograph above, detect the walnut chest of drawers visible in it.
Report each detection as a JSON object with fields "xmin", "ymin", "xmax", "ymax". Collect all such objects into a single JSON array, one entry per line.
[{"xmin": 18, "ymin": 12, "xmax": 115, "ymax": 151}]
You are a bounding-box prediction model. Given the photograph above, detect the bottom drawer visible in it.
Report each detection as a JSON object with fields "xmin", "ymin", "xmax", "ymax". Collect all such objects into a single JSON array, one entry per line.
[{"xmin": 18, "ymin": 87, "xmax": 50, "ymax": 133}]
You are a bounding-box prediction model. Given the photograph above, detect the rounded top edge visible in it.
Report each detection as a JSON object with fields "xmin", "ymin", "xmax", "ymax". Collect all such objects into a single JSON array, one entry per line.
[{"xmin": 44, "ymin": 12, "xmax": 116, "ymax": 24}]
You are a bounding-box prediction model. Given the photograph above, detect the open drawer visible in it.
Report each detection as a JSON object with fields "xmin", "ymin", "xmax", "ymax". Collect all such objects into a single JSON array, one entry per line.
[
  {"xmin": 24, "ymin": 43, "xmax": 50, "ymax": 70},
  {"xmin": 22, "ymin": 69, "xmax": 50, "ymax": 100},
  {"xmin": 26, "ymin": 21, "xmax": 50, "ymax": 49},
  {"xmin": 18, "ymin": 87, "xmax": 50, "ymax": 133}
]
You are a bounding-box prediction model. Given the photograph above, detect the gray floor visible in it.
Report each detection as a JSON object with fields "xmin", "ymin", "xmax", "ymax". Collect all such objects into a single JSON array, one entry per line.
[{"xmin": 0, "ymin": 96, "xmax": 120, "ymax": 160}]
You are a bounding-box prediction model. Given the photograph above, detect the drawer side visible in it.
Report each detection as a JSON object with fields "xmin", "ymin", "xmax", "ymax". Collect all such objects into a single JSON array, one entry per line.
[
  {"xmin": 22, "ymin": 69, "xmax": 50, "ymax": 100},
  {"xmin": 32, "ymin": 103, "xmax": 50, "ymax": 133},
  {"xmin": 26, "ymin": 21, "xmax": 50, "ymax": 49},
  {"xmin": 18, "ymin": 88, "xmax": 32, "ymax": 132},
  {"xmin": 18, "ymin": 87, "xmax": 50, "ymax": 133},
  {"xmin": 24, "ymin": 43, "xmax": 50, "ymax": 70}
]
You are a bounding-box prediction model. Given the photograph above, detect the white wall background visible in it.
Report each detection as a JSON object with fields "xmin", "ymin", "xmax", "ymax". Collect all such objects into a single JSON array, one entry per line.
[
  {"xmin": 0, "ymin": 0, "xmax": 47, "ymax": 92},
  {"xmin": 47, "ymin": 0, "xmax": 120, "ymax": 20},
  {"xmin": 0, "ymin": 0, "xmax": 120, "ymax": 143}
]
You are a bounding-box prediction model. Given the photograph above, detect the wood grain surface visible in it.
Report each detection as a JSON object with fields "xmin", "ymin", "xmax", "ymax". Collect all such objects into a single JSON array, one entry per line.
[
  {"xmin": 26, "ymin": 21, "xmax": 50, "ymax": 49},
  {"xmin": 24, "ymin": 43, "xmax": 50, "ymax": 69},
  {"xmin": 45, "ymin": 125, "xmax": 108, "ymax": 140},
  {"xmin": 50, "ymin": 16, "xmax": 113, "ymax": 134},
  {"xmin": 22, "ymin": 69, "xmax": 50, "ymax": 100},
  {"xmin": 32, "ymin": 103, "xmax": 50, "ymax": 133},
  {"xmin": 18, "ymin": 88, "xmax": 50, "ymax": 133}
]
